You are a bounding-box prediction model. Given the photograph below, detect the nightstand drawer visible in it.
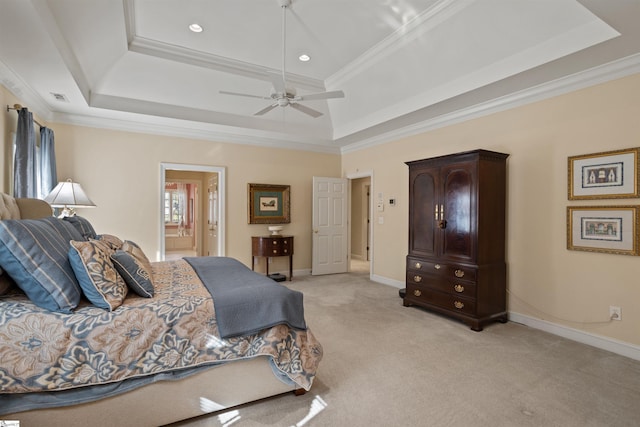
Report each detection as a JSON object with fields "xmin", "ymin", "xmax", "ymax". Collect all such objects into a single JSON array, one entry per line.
[{"xmin": 253, "ymin": 236, "xmax": 293, "ymax": 256}]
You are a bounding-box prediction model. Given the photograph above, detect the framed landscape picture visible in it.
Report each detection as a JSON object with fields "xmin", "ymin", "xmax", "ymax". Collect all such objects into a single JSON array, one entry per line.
[
  {"xmin": 248, "ymin": 183, "xmax": 290, "ymax": 224},
  {"xmin": 568, "ymin": 147, "xmax": 639, "ymax": 200},
  {"xmin": 567, "ymin": 206, "xmax": 639, "ymax": 255}
]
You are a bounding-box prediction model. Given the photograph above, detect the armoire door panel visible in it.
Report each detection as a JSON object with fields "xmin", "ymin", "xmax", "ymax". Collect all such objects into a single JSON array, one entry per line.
[
  {"xmin": 409, "ymin": 170, "xmax": 437, "ymax": 257},
  {"xmin": 441, "ymin": 164, "xmax": 475, "ymax": 261}
]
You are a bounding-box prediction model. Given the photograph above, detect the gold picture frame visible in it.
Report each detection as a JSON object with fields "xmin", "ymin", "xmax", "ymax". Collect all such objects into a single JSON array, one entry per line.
[
  {"xmin": 248, "ymin": 183, "xmax": 291, "ymax": 224},
  {"xmin": 568, "ymin": 147, "xmax": 640, "ymax": 200},
  {"xmin": 567, "ymin": 205, "xmax": 640, "ymax": 255}
]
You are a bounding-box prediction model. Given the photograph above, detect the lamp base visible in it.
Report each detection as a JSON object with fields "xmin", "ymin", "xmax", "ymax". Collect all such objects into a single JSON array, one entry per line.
[{"xmin": 56, "ymin": 207, "xmax": 76, "ymax": 218}]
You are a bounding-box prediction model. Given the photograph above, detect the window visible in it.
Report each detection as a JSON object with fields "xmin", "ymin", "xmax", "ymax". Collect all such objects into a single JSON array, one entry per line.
[{"xmin": 164, "ymin": 190, "xmax": 182, "ymax": 224}]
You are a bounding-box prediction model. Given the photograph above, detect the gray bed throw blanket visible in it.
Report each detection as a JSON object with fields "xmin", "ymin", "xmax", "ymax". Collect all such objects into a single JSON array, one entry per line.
[{"xmin": 184, "ymin": 257, "xmax": 307, "ymax": 338}]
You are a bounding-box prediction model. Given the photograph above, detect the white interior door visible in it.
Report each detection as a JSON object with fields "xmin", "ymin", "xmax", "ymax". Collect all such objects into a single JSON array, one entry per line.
[{"xmin": 312, "ymin": 177, "xmax": 348, "ymax": 275}]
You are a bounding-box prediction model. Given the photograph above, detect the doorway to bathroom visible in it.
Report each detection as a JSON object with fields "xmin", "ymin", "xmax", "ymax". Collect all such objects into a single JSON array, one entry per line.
[{"xmin": 159, "ymin": 163, "xmax": 226, "ymax": 260}]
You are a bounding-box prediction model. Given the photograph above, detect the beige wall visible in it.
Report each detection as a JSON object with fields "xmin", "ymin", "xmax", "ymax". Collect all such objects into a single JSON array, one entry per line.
[
  {"xmin": 50, "ymin": 123, "xmax": 340, "ymax": 272},
  {"xmin": 342, "ymin": 72, "xmax": 640, "ymax": 346}
]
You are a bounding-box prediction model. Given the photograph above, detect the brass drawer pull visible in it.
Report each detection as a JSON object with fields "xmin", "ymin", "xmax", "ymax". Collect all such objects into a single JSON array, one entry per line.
[
  {"xmin": 414, "ymin": 290, "xmax": 422, "ymax": 297},
  {"xmin": 273, "ymin": 241, "xmax": 277, "ymax": 245},
  {"xmin": 454, "ymin": 301, "xmax": 464, "ymax": 309},
  {"xmin": 454, "ymin": 269, "xmax": 464, "ymax": 278},
  {"xmin": 413, "ymin": 275, "xmax": 422, "ymax": 283},
  {"xmin": 434, "ymin": 264, "xmax": 441, "ymax": 270},
  {"xmin": 273, "ymin": 249, "xmax": 278, "ymax": 254},
  {"xmin": 283, "ymin": 249, "xmax": 288, "ymax": 253},
  {"xmin": 414, "ymin": 262, "xmax": 422, "ymax": 269},
  {"xmin": 454, "ymin": 284, "xmax": 464, "ymax": 293}
]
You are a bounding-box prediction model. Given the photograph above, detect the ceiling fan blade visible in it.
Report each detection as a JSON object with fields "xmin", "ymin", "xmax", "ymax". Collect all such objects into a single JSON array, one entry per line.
[
  {"xmin": 289, "ymin": 102, "xmax": 323, "ymax": 118},
  {"xmin": 254, "ymin": 103, "xmax": 279, "ymax": 116},
  {"xmin": 269, "ymin": 73, "xmax": 286, "ymax": 95},
  {"xmin": 297, "ymin": 90, "xmax": 345, "ymax": 101},
  {"xmin": 220, "ymin": 90, "xmax": 271, "ymax": 100}
]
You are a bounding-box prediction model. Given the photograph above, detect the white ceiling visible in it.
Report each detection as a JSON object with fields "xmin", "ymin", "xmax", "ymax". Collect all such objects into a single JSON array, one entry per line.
[{"xmin": 1, "ymin": 0, "xmax": 640, "ymax": 154}]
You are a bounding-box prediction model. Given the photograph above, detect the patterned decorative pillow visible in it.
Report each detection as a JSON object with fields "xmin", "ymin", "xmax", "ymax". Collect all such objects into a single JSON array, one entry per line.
[
  {"xmin": 94, "ymin": 234, "xmax": 124, "ymax": 251},
  {"xmin": 63, "ymin": 215, "xmax": 97, "ymax": 240},
  {"xmin": 111, "ymin": 250, "xmax": 154, "ymax": 297},
  {"xmin": 0, "ymin": 217, "xmax": 83, "ymax": 312},
  {"xmin": 68, "ymin": 239, "xmax": 128, "ymax": 311},
  {"xmin": 121, "ymin": 240, "xmax": 153, "ymax": 274}
]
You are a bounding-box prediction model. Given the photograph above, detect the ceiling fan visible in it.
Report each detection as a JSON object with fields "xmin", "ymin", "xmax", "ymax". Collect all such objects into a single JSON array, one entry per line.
[{"xmin": 220, "ymin": 0, "xmax": 344, "ymax": 118}]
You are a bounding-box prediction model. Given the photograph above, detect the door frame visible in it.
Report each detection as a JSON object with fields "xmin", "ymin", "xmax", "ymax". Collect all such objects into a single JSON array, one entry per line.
[
  {"xmin": 160, "ymin": 163, "xmax": 226, "ymax": 260},
  {"xmin": 347, "ymin": 170, "xmax": 374, "ymax": 278}
]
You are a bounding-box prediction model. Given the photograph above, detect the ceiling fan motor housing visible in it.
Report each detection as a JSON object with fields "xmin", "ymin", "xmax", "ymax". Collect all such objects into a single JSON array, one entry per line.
[{"xmin": 219, "ymin": 0, "xmax": 343, "ymax": 118}]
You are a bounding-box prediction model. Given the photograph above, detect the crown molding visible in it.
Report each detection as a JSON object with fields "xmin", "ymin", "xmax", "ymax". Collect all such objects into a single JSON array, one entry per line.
[
  {"xmin": 0, "ymin": 60, "xmax": 52, "ymax": 121},
  {"xmin": 340, "ymin": 53, "xmax": 640, "ymax": 154},
  {"xmin": 326, "ymin": 0, "xmax": 473, "ymax": 89},
  {"xmin": 123, "ymin": 0, "xmax": 325, "ymax": 92},
  {"xmin": 49, "ymin": 110, "xmax": 341, "ymax": 155},
  {"xmin": 128, "ymin": 36, "xmax": 326, "ymax": 92}
]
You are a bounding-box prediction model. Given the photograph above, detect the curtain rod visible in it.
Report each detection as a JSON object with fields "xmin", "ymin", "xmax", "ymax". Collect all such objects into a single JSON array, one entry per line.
[{"xmin": 6, "ymin": 103, "xmax": 44, "ymax": 127}]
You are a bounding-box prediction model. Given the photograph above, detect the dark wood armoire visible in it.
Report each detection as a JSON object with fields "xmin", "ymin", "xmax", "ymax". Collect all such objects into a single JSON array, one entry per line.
[{"xmin": 403, "ymin": 149, "xmax": 509, "ymax": 331}]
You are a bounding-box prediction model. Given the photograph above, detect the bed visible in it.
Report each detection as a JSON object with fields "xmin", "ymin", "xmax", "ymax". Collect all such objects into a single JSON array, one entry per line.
[{"xmin": 0, "ymin": 194, "xmax": 322, "ymax": 426}]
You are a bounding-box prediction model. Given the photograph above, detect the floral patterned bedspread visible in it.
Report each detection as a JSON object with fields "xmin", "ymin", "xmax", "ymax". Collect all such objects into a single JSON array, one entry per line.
[{"xmin": 0, "ymin": 259, "xmax": 323, "ymax": 395}]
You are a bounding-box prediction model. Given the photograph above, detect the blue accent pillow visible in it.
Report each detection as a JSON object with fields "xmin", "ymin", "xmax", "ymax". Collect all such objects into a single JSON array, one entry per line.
[
  {"xmin": 0, "ymin": 217, "xmax": 83, "ymax": 312},
  {"xmin": 68, "ymin": 239, "xmax": 128, "ymax": 311},
  {"xmin": 63, "ymin": 215, "xmax": 97, "ymax": 240},
  {"xmin": 111, "ymin": 250, "xmax": 154, "ymax": 297}
]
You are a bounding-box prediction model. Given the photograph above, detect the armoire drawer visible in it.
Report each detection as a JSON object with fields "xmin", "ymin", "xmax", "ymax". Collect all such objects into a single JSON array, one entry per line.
[
  {"xmin": 406, "ymin": 272, "xmax": 477, "ymax": 298},
  {"xmin": 406, "ymin": 284, "xmax": 476, "ymax": 316},
  {"xmin": 406, "ymin": 257, "xmax": 477, "ymax": 281}
]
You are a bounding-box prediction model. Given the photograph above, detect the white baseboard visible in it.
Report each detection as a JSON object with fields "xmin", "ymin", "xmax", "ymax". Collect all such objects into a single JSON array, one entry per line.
[
  {"xmin": 293, "ymin": 268, "xmax": 311, "ymax": 277},
  {"xmin": 509, "ymin": 312, "xmax": 640, "ymax": 361},
  {"xmin": 371, "ymin": 274, "xmax": 404, "ymax": 288},
  {"xmin": 315, "ymin": 272, "xmax": 640, "ymax": 361},
  {"xmin": 369, "ymin": 275, "xmax": 640, "ymax": 361}
]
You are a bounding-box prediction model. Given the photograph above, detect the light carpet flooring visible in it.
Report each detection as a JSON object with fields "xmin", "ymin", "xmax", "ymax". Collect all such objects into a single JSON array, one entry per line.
[{"xmin": 172, "ymin": 269, "xmax": 640, "ymax": 427}]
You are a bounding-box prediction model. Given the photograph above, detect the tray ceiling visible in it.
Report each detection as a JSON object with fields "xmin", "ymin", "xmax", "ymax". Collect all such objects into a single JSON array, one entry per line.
[{"xmin": 1, "ymin": 0, "xmax": 639, "ymax": 153}]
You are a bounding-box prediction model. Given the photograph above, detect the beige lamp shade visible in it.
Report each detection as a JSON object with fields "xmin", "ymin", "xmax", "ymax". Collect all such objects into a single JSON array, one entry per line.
[{"xmin": 44, "ymin": 179, "xmax": 95, "ymax": 217}]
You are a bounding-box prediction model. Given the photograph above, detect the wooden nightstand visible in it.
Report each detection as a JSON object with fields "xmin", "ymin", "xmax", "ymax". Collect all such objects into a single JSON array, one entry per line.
[{"xmin": 251, "ymin": 235, "xmax": 294, "ymax": 280}]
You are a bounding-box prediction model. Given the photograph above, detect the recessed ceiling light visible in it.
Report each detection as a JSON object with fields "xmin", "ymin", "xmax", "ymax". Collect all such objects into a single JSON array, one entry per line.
[
  {"xmin": 298, "ymin": 54, "xmax": 310, "ymax": 62},
  {"xmin": 189, "ymin": 23, "xmax": 203, "ymax": 33}
]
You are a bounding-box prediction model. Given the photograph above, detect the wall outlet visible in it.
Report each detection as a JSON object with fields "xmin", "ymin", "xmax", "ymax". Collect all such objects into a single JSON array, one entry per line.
[{"xmin": 609, "ymin": 305, "xmax": 622, "ymax": 321}]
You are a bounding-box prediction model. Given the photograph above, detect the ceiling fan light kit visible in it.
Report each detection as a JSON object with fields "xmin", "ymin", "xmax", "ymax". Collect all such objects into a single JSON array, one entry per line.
[{"xmin": 220, "ymin": 0, "xmax": 344, "ymax": 118}]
